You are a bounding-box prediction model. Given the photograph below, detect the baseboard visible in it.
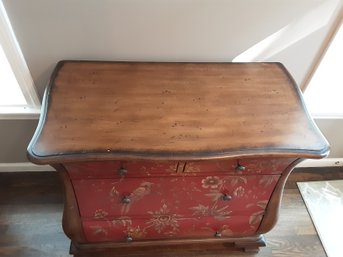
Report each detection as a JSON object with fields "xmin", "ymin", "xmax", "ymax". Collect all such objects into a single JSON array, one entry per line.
[
  {"xmin": 296, "ymin": 158, "xmax": 343, "ymax": 168},
  {"xmin": 0, "ymin": 162, "xmax": 55, "ymax": 172}
]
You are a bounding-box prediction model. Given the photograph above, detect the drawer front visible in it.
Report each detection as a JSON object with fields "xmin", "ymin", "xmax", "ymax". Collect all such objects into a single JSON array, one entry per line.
[
  {"xmin": 65, "ymin": 161, "xmax": 179, "ymax": 179},
  {"xmin": 82, "ymin": 214, "xmax": 262, "ymax": 242},
  {"xmin": 184, "ymin": 158, "xmax": 296, "ymax": 175},
  {"xmin": 65, "ymin": 158, "xmax": 295, "ymax": 179},
  {"xmin": 72, "ymin": 175, "xmax": 279, "ymax": 218}
]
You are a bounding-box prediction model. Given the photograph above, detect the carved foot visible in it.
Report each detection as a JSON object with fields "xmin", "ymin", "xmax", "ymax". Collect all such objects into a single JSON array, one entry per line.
[{"xmin": 234, "ymin": 235, "xmax": 266, "ymax": 252}]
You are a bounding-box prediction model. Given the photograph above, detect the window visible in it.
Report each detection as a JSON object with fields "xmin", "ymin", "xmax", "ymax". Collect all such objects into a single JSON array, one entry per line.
[
  {"xmin": 0, "ymin": 1, "xmax": 40, "ymax": 119},
  {"xmin": 304, "ymin": 22, "xmax": 343, "ymax": 117}
]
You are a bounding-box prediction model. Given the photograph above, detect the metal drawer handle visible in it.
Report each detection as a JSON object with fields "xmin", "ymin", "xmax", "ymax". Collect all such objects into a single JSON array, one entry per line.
[
  {"xmin": 118, "ymin": 167, "xmax": 128, "ymax": 176},
  {"xmin": 122, "ymin": 196, "xmax": 131, "ymax": 204},
  {"xmin": 235, "ymin": 164, "xmax": 246, "ymax": 172},
  {"xmin": 214, "ymin": 231, "xmax": 222, "ymax": 238},
  {"xmin": 222, "ymin": 194, "xmax": 232, "ymax": 201},
  {"xmin": 126, "ymin": 235, "xmax": 133, "ymax": 242}
]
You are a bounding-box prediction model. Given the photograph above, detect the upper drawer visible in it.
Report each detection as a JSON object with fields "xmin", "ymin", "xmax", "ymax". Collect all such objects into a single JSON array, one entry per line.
[
  {"xmin": 65, "ymin": 158, "xmax": 297, "ymax": 179},
  {"xmin": 184, "ymin": 158, "xmax": 296, "ymax": 175},
  {"xmin": 65, "ymin": 161, "xmax": 179, "ymax": 179}
]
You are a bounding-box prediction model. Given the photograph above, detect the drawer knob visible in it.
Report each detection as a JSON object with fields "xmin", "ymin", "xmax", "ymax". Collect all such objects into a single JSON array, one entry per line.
[
  {"xmin": 235, "ymin": 164, "xmax": 246, "ymax": 172},
  {"xmin": 122, "ymin": 196, "xmax": 131, "ymax": 204},
  {"xmin": 214, "ymin": 231, "xmax": 222, "ymax": 238},
  {"xmin": 118, "ymin": 168, "xmax": 128, "ymax": 176},
  {"xmin": 222, "ymin": 194, "xmax": 232, "ymax": 201},
  {"xmin": 126, "ymin": 235, "xmax": 133, "ymax": 242}
]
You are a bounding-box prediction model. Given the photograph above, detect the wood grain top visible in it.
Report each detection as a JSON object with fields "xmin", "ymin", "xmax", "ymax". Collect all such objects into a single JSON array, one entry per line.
[{"xmin": 27, "ymin": 61, "xmax": 329, "ymax": 163}]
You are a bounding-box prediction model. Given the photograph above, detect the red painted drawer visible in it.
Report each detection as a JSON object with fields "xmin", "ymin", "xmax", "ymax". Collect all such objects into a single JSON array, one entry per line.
[
  {"xmin": 82, "ymin": 214, "xmax": 262, "ymax": 242},
  {"xmin": 72, "ymin": 175, "xmax": 279, "ymax": 218},
  {"xmin": 184, "ymin": 158, "xmax": 296, "ymax": 175},
  {"xmin": 65, "ymin": 161, "xmax": 178, "ymax": 179}
]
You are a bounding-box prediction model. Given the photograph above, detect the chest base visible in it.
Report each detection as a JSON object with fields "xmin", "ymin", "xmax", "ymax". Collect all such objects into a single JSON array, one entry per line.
[{"xmin": 70, "ymin": 235, "xmax": 266, "ymax": 256}]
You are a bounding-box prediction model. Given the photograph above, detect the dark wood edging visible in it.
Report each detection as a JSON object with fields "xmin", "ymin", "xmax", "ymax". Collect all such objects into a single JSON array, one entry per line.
[
  {"xmin": 54, "ymin": 164, "xmax": 87, "ymax": 243},
  {"xmin": 26, "ymin": 61, "xmax": 330, "ymax": 164},
  {"xmin": 256, "ymin": 158, "xmax": 304, "ymax": 234}
]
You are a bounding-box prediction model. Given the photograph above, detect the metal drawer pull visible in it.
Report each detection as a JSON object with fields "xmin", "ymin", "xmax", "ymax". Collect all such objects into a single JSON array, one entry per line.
[
  {"xmin": 118, "ymin": 167, "xmax": 128, "ymax": 176},
  {"xmin": 122, "ymin": 196, "xmax": 131, "ymax": 204},
  {"xmin": 235, "ymin": 164, "xmax": 246, "ymax": 172},
  {"xmin": 222, "ymin": 194, "xmax": 232, "ymax": 201},
  {"xmin": 126, "ymin": 235, "xmax": 133, "ymax": 242},
  {"xmin": 214, "ymin": 231, "xmax": 222, "ymax": 238}
]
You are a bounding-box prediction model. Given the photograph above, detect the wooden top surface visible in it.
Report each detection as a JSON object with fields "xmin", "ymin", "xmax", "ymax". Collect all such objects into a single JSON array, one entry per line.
[{"xmin": 27, "ymin": 61, "xmax": 329, "ymax": 163}]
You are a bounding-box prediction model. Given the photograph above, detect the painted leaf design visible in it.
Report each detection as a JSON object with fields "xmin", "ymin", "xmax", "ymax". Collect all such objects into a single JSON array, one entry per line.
[
  {"xmin": 205, "ymin": 191, "xmax": 223, "ymax": 201},
  {"xmin": 190, "ymin": 204, "xmax": 231, "ymax": 220},
  {"xmin": 249, "ymin": 211, "xmax": 264, "ymax": 225},
  {"xmin": 121, "ymin": 181, "xmax": 154, "ymax": 214},
  {"xmin": 257, "ymin": 200, "xmax": 268, "ymax": 209},
  {"xmin": 189, "ymin": 204, "xmax": 210, "ymax": 216},
  {"xmin": 109, "ymin": 186, "xmax": 119, "ymax": 197},
  {"xmin": 259, "ymin": 176, "xmax": 279, "ymax": 187},
  {"xmin": 230, "ymin": 176, "xmax": 248, "ymax": 187},
  {"xmin": 211, "ymin": 205, "xmax": 232, "ymax": 221}
]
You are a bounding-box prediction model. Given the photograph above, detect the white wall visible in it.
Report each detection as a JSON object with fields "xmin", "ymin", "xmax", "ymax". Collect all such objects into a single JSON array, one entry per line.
[
  {"xmin": 1, "ymin": 0, "xmax": 342, "ymax": 163},
  {"xmin": 315, "ymin": 118, "xmax": 343, "ymax": 158},
  {"xmin": 3, "ymin": 0, "xmax": 341, "ymax": 96}
]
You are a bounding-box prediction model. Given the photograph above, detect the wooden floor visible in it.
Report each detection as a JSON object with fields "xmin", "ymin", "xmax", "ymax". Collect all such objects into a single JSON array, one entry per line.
[{"xmin": 0, "ymin": 167, "xmax": 342, "ymax": 257}]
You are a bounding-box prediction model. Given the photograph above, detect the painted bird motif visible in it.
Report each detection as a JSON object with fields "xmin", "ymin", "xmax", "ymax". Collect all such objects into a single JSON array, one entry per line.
[{"xmin": 121, "ymin": 181, "xmax": 153, "ymax": 214}]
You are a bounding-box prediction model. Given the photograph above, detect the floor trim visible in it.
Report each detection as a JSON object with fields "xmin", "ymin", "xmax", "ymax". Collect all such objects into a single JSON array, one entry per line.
[
  {"xmin": 296, "ymin": 158, "xmax": 343, "ymax": 168},
  {"xmin": 0, "ymin": 162, "xmax": 55, "ymax": 172}
]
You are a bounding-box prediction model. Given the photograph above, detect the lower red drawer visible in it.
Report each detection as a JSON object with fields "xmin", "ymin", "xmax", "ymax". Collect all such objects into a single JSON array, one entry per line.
[
  {"xmin": 72, "ymin": 175, "xmax": 279, "ymax": 218},
  {"xmin": 82, "ymin": 214, "xmax": 263, "ymax": 242}
]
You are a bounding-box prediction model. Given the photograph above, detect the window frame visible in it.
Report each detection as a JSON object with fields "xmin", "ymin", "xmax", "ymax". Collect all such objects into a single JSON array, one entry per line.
[{"xmin": 0, "ymin": 1, "xmax": 40, "ymax": 120}]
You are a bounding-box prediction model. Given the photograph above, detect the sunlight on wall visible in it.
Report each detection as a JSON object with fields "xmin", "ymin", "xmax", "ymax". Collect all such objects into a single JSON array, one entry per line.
[{"xmin": 233, "ymin": 0, "xmax": 339, "ymax": 62}]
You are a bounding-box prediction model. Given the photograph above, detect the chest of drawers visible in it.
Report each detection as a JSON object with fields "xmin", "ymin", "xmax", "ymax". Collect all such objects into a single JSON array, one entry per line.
[{"xmin": 27, "ymin": 61, "xmax": 329, "ymax": 256}]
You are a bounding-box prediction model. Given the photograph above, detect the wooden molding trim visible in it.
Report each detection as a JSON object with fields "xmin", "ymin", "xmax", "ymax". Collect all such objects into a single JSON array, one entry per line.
[
  {"xmin": 301, "ymin": 4, "xmax": 343, "ymax": 91},
  {"xmin": 296, "ymin": 158, "xmax": 343, "ymax": 167},
  {"xmin": 54, "ymin": 164, "xmax": 87, "ymax": 243},
  {"xmin": 256, "ymin": 158, "xmax": 304, "ymax": 234},
  {"xmin": 0, "ymin": 162, "xmax": 55, "ymax": 172},
  {"xmin": 0, "ymin": 1, "xmax": 41, "ymax": 108}
]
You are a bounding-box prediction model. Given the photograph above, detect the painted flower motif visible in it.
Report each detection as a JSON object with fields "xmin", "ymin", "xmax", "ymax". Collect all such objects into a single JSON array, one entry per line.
[
  {"xmin": 94, "ymin": 209, "xmax": 108, "ymax": 219},
  {"xmin": 146, "ymin": 204, "xmax": 183, "ymax": 233},
  {"xmin": 90, "ymin": 225, "xmax": 108, "ymax": 235},
  {"xmin": 233, "ymin": 186, "xmax": 245, "ymax": 197},
  {"xmin": 221, "ymin": 225, "xmax": 233, "ymax": 236},
  {"xmin": 125, "ymin": 226, "xmax": 146, "ymax": 239},
  {"xmin": 112, "ymin": 216, "xmax": 132, "ymax": 227},
  {"xmin": 201, "ymin": 176, "xmax": 222, "ymax": 189}
]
